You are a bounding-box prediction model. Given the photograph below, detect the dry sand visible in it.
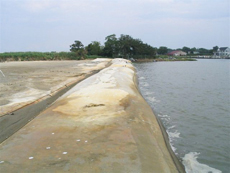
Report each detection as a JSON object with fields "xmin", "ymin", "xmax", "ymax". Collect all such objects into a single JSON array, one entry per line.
[
  {"xmin": 0, "ymin": 59, "xmax": 111, "ymax": 143},
  {"xmin": 0, "ymin": 59, "xmax": 111, "ymax": 116}
]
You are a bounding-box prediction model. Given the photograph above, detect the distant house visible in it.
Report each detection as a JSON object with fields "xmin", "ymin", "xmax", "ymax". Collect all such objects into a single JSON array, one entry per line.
[
  {"xmin": 193, "ymin": 51, "xmax": 200, "ymax": 55},
  {"xmin": 167, "ymin": 50, "xmax": 187, "ymax": 56},
  {"xmin": 214, "ymin": 47, "xmax": 230, "ymax": 58}
]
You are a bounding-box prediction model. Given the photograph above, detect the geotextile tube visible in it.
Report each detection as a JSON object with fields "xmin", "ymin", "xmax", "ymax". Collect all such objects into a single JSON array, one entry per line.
[{"xmin": 0, "ymin": 58, "xmax": 184, "ymax": 172}]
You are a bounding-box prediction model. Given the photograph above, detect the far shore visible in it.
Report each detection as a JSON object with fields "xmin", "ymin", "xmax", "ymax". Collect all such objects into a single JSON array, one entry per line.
[{"xmin": 134, "ymin": 58, "xmax": 197, "ymax": 62}]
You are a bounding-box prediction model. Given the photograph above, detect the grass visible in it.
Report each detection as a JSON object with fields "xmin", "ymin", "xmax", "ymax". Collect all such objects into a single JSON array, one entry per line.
[
  {"xmin": 0, "ymin": 52, "xmax": 112, "ymax": 62},
  {"xmin": 0, "ymin": 52, "xmax": 197, "ymax": 62},
  {"xmin": 0, "ymin": 52, "xmax": 81, "ymax": 62},
  {"xmin": 155, "ymin": 55, "xmax": 196, "ymax": 61}
]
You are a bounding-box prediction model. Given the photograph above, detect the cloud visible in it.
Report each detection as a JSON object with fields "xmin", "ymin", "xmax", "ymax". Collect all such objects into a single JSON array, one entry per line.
[
  {"xmin": 18, "ymin": 0, "xmax": 230, "ymax": 22},
  {"xmin": 22, "ymin": 0, "xmax": 53, "ymax": 12},
  {"xmin": 0, "ymin": 0, "xmax": 229, "ymax": 52},
  {"xmin": 22, "ymin": 0, "xmax": 102, "ymax": 13}
]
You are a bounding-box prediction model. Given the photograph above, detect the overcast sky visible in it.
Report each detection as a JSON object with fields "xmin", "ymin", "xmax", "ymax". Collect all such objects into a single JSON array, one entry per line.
[{"xmin": 0, "ymin": 0, "xmax": 229, "ymax": 52}]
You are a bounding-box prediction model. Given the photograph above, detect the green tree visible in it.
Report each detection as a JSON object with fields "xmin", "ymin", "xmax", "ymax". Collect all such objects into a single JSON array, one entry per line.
[
  {"xmin": 117, "ymin": 35, "xmax": 156, "ymax": 59},
  {"xmin": 213, "ymin": 46, "xmax": 218, "ymax": 52},
  {"xmin": 86, "ymin": 41, "xmax": 102, "ymax": 55},
  {"xmin": 103, "ymin": 34, "xmax": 118, "ymax": 57},
  {"xmin": 101, "ymin": 34, "xmax": 156, "ymax": 59},
  {"xmin": 118, "ymin": 34, "xmax": 136, "ymax": 58},
  {"xmin": 134, "ymin": 41, "xmax": 156, "ymax": 58},
  {"xmin": 182, "ymin": 46, "xmax": 191, "ymax": 53},
  {"xmin": 158, "ymin": 46, "xmax": 168, "ymax": 55},
  {"xmin": 191, "ymin": 47, "xmax": 197, "ymax": 54},
  {"xmin": 198, "ymin": 48, "xmax": 211, "ymax": 55},
  {"xmin": 70, "ymin": 40, "xmax": 87, "ymax": 59}
]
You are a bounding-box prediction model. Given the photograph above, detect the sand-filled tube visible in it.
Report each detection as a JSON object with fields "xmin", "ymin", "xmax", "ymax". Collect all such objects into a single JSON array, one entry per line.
[{"xmin": 0, "ymin": 58, "xmax": 184, "ymax": 172}]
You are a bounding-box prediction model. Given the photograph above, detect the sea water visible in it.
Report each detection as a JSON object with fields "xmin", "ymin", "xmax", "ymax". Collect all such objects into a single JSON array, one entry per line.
[{"xmin": 134, "ymin": 59, "xmax": 230, "ymax": 173}]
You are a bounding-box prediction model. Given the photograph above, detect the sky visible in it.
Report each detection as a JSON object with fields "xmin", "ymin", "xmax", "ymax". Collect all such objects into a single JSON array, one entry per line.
[{"xmin": 0, "ymin": 0, "xmax": 229, "ymax": 52}]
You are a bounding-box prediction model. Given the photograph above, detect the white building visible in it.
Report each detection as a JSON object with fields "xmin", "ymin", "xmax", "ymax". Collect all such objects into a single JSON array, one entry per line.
[{"xmin": 214, "ymin": 47, "xmax": 230, "ymax": 58}]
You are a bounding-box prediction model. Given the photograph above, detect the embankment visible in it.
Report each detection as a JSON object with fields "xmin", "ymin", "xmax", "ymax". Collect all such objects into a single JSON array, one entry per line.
[{"xmin": 0, "ymin": 58, "xmax": 184, "ymax": 172}]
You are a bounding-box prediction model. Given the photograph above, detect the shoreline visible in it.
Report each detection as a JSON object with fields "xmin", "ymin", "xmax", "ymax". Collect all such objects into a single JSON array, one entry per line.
[
  {"xmin": 135, "ymin": 73, "xmax": 185, "ymax": 172},
  {"xmin": 134, "ymin": 58, "xmax": 196, "ymax": 62},
  {"xmin": 0, "ymin": 59, "xmax": 184, "ymax": 172},
  {"xmin": 154, "ymin": 109, "xmax": 185, "ymax": 172}
]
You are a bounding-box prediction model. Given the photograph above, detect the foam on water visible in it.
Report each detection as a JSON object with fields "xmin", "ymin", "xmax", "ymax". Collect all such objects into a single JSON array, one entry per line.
[
  {"xmin": 139, "ymin": 76, "xmax": 145, "ymax": 80},
  {"xmin": 166, "ymin": 129, "xmax": 180, "ymax": 152},
  {"xmin": 158, "ymin": 114, "xmax": 171, "ymax": 122},
  {"xmin": 157, "ymin": 114, "xmax": 179, "ymax": 153},
  {"xmin": 158, "ymin": 114, "xmax": 169, "ymax": 118},
  {"xmin": 146, "ymin": 96, "xmax": 158, "ymax": 103},
  {"xmin": 167, "ymin": 130, "xmax": 180, "ymax": 139},
  {"xmin": 168, "ymin": 125, "xmax": 176, "ymax": 130},
  {"xmin": 169, "ymin": 143, "xmax": 177, "ymax": 153},
  {"xmin": 182, "ymin": 152, "xmax": 222, "ymax": 173},
  {"xmin": 144, "ymin": 83, "xmax": 150, "ymax": 87},
  {"xmin": 143, "ymin": 91, "xmax": 154, "ymax": 95}
]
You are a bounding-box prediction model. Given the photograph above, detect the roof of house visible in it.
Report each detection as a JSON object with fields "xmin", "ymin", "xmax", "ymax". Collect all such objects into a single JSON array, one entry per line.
[
  {"xmin": 167, "ymin": 50, "xmax": 186, "ymax": 55},
  {"xmin": 219, "ymin": 47, "xmax": 229, "ymax": 51}
]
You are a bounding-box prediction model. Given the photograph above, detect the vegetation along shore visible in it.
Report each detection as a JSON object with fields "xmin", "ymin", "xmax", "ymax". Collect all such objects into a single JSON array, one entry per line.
[{"xmin": 0, "ymin": 34, "xmax": 221, "ymax": 62}]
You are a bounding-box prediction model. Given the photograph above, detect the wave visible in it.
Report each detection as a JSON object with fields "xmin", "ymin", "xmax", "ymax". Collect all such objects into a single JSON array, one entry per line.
[
  {"xmin": 158, "ymin": 114, "xmax": 171, "ymax": 122},
  {"xmin": 157, "ymin": 114, "xmax": 179, "ymax": 153},
  {"xmin": 158, "ymin": 113, "xmax": 222, "ymax": 172},
  {"xmin": 168, "ymin": 125, "xmax": 176, "ymax": 130},
  {"xmin": 146, "ymin": 96, "xmax": 159, "ymax": 103},
  {"xmin": 139, "ymin": 76, "xmax": 145, "ymax": 80},
  {"xmin": 182, "ymin": 152, "xmax": 222, "ymax": 173},
  {"xmin": 140, "ymin": 82, "xmax": 149, "ymax": 87},
  {"xmin": 143, "ymin": 91, "xmax": 154, "ymax": 95},
  {"xmin": 166, "ymin": 130, "xmax": 180, "ymax": 153}
]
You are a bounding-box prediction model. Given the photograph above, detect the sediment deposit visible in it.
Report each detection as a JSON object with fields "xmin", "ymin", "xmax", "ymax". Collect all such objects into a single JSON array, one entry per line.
[
  {"xmin": 0, "ymin": 59, "xmax": 111, "ymax": 143},
  {"xmin": 0, "ymin": 58, "xmax": 182, "ymax": 172},
  {"xmin": 0, "ymin": 59, "xmax": 110, "ymax": 116}
]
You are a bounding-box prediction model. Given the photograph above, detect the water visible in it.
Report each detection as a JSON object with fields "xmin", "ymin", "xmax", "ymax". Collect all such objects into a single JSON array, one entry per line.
[{"xmin": 134, "ymin": 59, "xmax": 230, "ymax": 173}]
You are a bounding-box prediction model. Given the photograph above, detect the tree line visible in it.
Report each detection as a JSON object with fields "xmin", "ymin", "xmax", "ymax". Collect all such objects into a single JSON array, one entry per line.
[
  {"xmin": 0, "ymin": 34, "xmax": 219, "ymax": 61},
  {"xmin": 157, "ymin": 46, "xmax": 215, "ymax": 55},
  {"xmin": 70, "ymin": 34, "xmax": 156, "ymax": 59},
  {"xmin": 70, "ymin": 34, "xmax": 217, "ymax": 59}
]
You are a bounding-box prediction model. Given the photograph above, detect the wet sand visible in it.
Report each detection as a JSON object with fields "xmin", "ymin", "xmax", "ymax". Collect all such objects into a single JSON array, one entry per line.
[{"xmin": 0, "ymin": 59, "xmax": 184, "ymax": 172}]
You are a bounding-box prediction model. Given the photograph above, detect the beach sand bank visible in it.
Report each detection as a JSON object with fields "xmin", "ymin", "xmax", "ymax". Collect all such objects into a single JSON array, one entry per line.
[
  {"xmin": 0, "ymin": 58, "xmax": 184, "ymax": 172},
  {"xmin": 0, "ymin": 59, "xmax": 111, "ymax": 116},
  {"xmin": 0, "ymin": 59, "xmax": 111, "ymax": 143}
]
